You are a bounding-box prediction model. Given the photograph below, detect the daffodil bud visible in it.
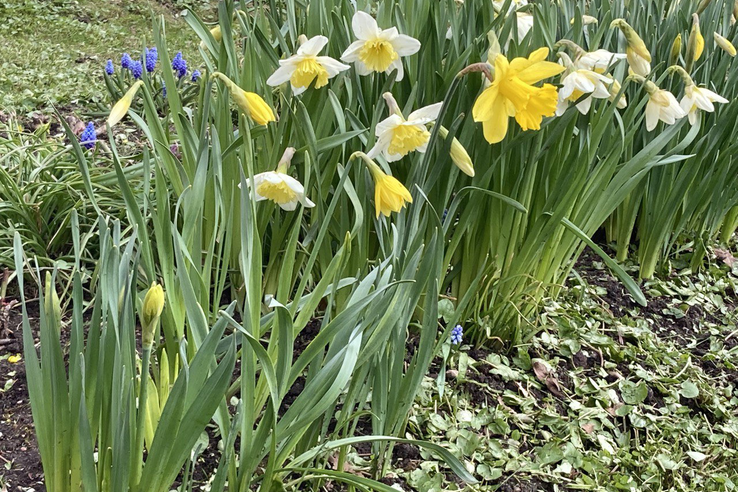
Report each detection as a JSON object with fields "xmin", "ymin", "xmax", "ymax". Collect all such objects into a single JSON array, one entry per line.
[
  {"xmin": 438, "ymin": 126, "xmax": 475, "ymax": 177},
  {"xmin": 43, "ymin": 273, "xmax": 62, "ymax": 334},
  {"xmin": 141, "ymin": 282, "xmax": 164, "ymax": 347},
  {"xmin": 107, "ymin": 80, "xmax": 144, "ymax": 127},
  {"xmin": 211, "ymin": 72, "xmax": 276, "ymax": 126},
  {"xmin": 696, "ymin": 0, "xmax": 712, "ymax": 14},
  {"xmin": 669, "ymin": 34, "xmax": 682, "ymax": 66},
  {"xmin": 200, "ymin": 25, "xmax": 222, "ymax": 49},
  {"xmin": 714, "ymin": 32, "xmax": 737, "ymax": 57},
  {"xmin": 611, "ymin": 19, "xmax": 651, "ymax": 62},
  {"xmin": 686, "ymin": 13, "xmax": 704, "ymax": 72},
  {"xmin": 486, "ymin": 30, "xmax": 501, "ymax": 66}
]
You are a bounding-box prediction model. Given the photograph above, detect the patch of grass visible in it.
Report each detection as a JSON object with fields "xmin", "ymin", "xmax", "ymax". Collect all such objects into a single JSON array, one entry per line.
[{"xmin": 0, "ymin": 0, "xmax": 215, "ymax": 111}]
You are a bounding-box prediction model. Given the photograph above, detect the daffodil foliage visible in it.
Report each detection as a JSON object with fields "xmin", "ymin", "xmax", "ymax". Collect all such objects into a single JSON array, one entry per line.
[{"xmin": 22, "ymin": 0, "xmax": 738, "ymax": 491}]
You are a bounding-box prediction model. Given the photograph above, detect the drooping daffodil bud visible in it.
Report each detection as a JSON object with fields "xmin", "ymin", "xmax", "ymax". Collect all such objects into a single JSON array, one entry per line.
[
  {"xmin": 107, "ymin": 80, "xmax": 144, "ymax": 127},
  {"xmin": 211, "ymin": 72, "xmax": 276, "ymax": 126}
]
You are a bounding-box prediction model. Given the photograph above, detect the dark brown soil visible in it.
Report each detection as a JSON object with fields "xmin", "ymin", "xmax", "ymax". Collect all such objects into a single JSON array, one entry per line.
[
  {"xmin": 498, "ymin": 474, "xmax": 558, "ymax": 492},
  {"xmin": 0, "ymin": 302, "xmax": 45, "ymax": 491}
]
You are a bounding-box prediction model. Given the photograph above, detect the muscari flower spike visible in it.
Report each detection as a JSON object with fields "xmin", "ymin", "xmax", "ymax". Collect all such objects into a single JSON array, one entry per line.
[
  {"xmin": 451, "ymin": 325, "xmax": 463, "ymax": 345},
  {"xmin": 172, "ymin": 52, "xmax": 187, "ymax": 78},
  {"xmin": 79, "ymin": 122, "xmax": 96, "ymax": 149},
  {"xmin": 145, "ymin": 47, "xmax": 158, "ymax": 72},
  {"xmin": 105, "ymin": 59, "xmax": 114, "ymax": 75},
  {"xmin": 121, "ymin": 52, "xmax": 133, "ymax": 69},
  {"xmin": 131, "ymin": 60, "xmax": 143, "ymax": 79},
  {"xmin": 191, "ymin": 70, "xmax": 201, "ymax": 82}
]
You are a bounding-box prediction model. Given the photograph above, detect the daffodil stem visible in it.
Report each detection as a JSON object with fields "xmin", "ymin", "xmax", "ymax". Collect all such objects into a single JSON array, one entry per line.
[
  {"xmin": 666, "ymin": 65, "xmax": 695, "ymax": 87},
  {"xmin": 458, "ymin": 62, "xmax": 493, "ymax": 82},
  {"xmin": 133, "ymin": 345, "xmax": 152, "ymax": 489}
]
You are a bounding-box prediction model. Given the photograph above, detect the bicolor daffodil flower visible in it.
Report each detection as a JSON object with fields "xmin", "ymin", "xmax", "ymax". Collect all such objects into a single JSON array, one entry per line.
[
  {"xmin": 630, "ymin": 75, "xmax": 685, "ymax": 131},
  {"xmin": 472, "ymin": 47, "xmax": 565, "ymax": 144},
  {"xmin": 556, "ymin": 52, "xmax": 615, "ymax": 115},
  {"xmin": 352, "ymin": 152, "xmax": 412, "ymax": 218},
  {"xmin": 267, "ymin": 35, "xmax": 350, "ymax": 95},
  {"xmin": 667, "ymin": 65, "xmax": 728, "ymax": 125},
  {"xmin": 611, "ymin": 19, "xmax": 651, "ymax": 76},
  {"xmin": 244, "ymin": 148, "xmax": 315, "ymax": 211},
  {"xmin": 367, "ymin": 93, "xmax": 443, "ymax": 162},
  {"xmin": 341, "ymin": 11, "xmax": 420, "ymax": 81}
]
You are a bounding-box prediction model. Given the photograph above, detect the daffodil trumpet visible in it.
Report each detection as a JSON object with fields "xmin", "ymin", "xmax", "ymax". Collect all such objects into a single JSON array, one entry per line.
[
  {"xmin": 351, "ymin": 151, "xmax": 413, "ymax": 218},
  {"xmin": 211, "ymin": 72, "xmax": 276, "ymax": 125}
]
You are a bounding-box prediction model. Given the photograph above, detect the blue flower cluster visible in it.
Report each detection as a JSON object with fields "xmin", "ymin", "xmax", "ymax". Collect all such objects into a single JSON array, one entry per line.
[
  {"xmin": 121, "ymin": 53, "xmax": 133, "ymax": 69},
  {"xmin": 172, "ymin": 52, "xmax": 187, "ymax": 78},
  {"xmin": 105, "ymin": 59, "xmax": 114, "ymax": 75},
  {"xmin": 191, "ymin": 69, "xmax": 201, "ymax": 82},
  {"xmin": 131, "ymin": 60, "xmax": 143, "ymax": 79},
  {"xmin": 450, "ymin": 325, "xmax": 463, "ymax": 345},
  {"xmin": 145, "ymin": 47, "xmax": 158, "ymax": 72},
  {"xmin": 79, "ymin": 122, "xmax": 96, "ymax": 149}
]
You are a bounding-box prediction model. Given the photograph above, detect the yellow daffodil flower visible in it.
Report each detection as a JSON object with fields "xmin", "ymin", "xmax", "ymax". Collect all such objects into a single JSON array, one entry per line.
[
  {"xmin": 611, "ymin": 19, "xmax": 652, "ymax": 76},
  {"xmin": 341, "ymin": 11, "xmax": 420, "ymax": 81},
  {"xmin": 714, "ymin": 32, "xmax": 736, "ymax": 57},
  {"xmin": 367, "ymin": 92, "xmax": 442, "ymax": 162},
  {"xmin": 200, "ymin": 25, "xmax": 222, "ymax": 49},
  {"xmin": 556, "ymin": 53, "xmax": 615, "ymax": 115},
  {"xmin": 352, "ymin": 152, "xmax": 412, "ymax": 217},
  {"xmin": 244, "ymin": 148, "xmax": 315, "ymax": 211},
  {"xmin": 472, "ymin": 47, "xmax": 565, "ymax": 144},
  {"xmin": 107, "ymin": 80, "xmax": 144, "ymax": 127},
  {"xmin": 267, "ymin": 35, "xmax": 350, "ymax": 95},
  {"xmin": 211, "ymin": 72, "xmax": 276, "ymax": 125}
]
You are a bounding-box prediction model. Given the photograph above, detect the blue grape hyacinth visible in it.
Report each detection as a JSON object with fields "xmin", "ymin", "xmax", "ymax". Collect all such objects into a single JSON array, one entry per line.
[
  {"xmin": 121, "ymin": 53, "xmax": 133, "ymax": 69},
  {"xmin": 172, "ymin": 52, "xmax": 187, "ymax": 78},
  {"xmin": 145, "ymin": 47, "xmax": 158, "ymax": 72},
  {"xmin": 131, "ymin": 60, "xmax": 143, "ymax": 79},
  {"xmin": 450, "ymin": 325, "xmax": 463, "ymax": 345},
  {"xmin": 80, "ymin": 122, "xmax": 96, "ymax": 149},
  {"xmin": 105, "ymin": 59, "xmax": 114, "ymax": 75},
  {"xmin": 191, "ymin": 69, "xmax": 201, "ymax": 82}
]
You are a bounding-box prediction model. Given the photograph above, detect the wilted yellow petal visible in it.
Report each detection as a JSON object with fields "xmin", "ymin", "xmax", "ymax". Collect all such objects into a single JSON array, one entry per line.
[{"xmin": 107, "ymin": 80, "xmax": 144, "ymax": 128}]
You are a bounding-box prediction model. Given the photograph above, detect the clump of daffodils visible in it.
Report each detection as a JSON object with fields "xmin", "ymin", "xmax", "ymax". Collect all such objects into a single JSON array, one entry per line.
[
  {"xmin": 245, "ymin": 147, "xmax": 316, "ymax": 211},
  {"xmin": 267, "ymin": 35, "xmax": 350, "ymax": 95},
  {"xmin": 471, "ymin": 47, "xmax": 565, "ymax": 144},
  {"xmin": 367, "ymin": 92, "xmax": 442, "ymax": 162},
  {"xmin": 341, "ymin": 11, "xmax": 420, "ymax": 81}
]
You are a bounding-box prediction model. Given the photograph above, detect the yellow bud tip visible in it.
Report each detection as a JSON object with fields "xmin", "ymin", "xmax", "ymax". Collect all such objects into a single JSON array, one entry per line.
[{"xmin": 142, "ymin": 282, "xmax": 165, "ymax": 346}]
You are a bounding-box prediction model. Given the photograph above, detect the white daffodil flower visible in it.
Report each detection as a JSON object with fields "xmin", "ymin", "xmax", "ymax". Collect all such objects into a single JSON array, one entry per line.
[
  {"xmin": 645, "ymin": 89, "xmax": 685, "ymax": 131},
  {"xmin": 577, "ymin": 49, "xmax": 627, "ymax": 74},
  {"xmin": 266, "ymin": 35, "xmax": 350, "ymax": 95},
  {"xmin": 244, "ymin": 148, "xmax": 316, "ymax": 211},
  {"xmin": 680, "ymin": 84, "xmax": 729, "ymax": 125},
  {"xmin": 556, "ymin": 54, "xmax": 613, "ymax": 115},
  {"xmin": 341, "ymin": 11, "xmax": 420, "ymax": 81},
  {"xmin": 367, "ymin": 93, "xmax": 443, "ymax": 162},
  {"xmin": 516, "ymin": 12, "xmax": 534, "ymax": 42}
]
